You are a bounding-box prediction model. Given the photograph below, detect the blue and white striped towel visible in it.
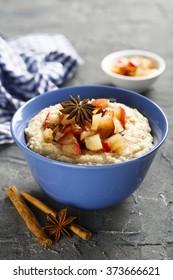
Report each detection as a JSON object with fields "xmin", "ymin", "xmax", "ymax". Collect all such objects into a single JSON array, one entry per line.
[{"xmin": 0, "ymin": 33, "xmax": 83, "ymax": 144}]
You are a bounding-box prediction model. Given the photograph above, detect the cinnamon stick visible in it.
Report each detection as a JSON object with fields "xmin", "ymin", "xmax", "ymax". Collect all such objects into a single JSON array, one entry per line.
[
  {"xmin": 69, "ymin": 222, "xmax": 92, "ymax": 240},
  {"xmin": 21, "ymin": 191, "xmax": 92, "ymax": 240},
  {"xmin": 6, "ymin": 186, "xmax": 52, "ymax": 247}
]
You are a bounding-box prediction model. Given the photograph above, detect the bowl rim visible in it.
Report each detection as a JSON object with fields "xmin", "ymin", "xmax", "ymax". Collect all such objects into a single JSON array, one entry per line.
[
  {"xmin": 101, "ymin": 49, "xmax": 166, "ymax": 81},
  {"xmin": 11, "ymin": 85, "xmax": 169, "ymax": 169}
]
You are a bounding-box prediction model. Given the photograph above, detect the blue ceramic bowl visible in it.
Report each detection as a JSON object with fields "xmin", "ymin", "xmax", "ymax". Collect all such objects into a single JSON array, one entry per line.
[{"xmin": 11, "ymin": 85, "xmax": 168, "ymax": 209}]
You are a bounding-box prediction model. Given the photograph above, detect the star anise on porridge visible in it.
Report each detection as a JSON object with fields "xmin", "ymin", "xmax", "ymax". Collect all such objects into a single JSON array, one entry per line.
[
  {"xmin": 60, "ymin": 95, "xmax": 96, "ymax": 124},
  {"xmin": 43, "ymin": 208, "xmax": 76, "ymax": 242}
]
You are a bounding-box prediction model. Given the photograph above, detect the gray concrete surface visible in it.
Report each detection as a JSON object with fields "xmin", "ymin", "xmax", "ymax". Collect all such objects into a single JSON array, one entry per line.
[{"xmin": 0, "ymin": 0, "xmax": 173, "ymax": 260}]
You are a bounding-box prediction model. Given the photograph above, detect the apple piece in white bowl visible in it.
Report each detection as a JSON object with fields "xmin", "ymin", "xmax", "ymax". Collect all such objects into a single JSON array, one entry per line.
[{"xmin": 101, "ymin": 49, "xmax": 166, "ymax": 93}]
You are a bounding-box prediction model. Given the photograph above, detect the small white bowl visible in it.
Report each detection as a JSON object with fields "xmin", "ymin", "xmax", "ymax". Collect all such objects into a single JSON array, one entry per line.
[{"xmin": 101, "ymin": 49, "xmax": 166, "ymax": 93}]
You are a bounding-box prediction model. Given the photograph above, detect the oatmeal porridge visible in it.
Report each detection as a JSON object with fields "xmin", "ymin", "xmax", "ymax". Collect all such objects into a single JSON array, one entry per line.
[{"xmin": 25, "ymin": 96, "xmax": 153, "ymax": 165}]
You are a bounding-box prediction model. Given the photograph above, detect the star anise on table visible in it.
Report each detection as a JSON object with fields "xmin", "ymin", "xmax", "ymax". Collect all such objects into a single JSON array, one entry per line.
[
  {"xmin": 43, "ymin": 208, "xmax": 76, "ymax": 242},
  {"xmin": 60, "ymin": 95, "xmax": 96, "ymax": 124}
]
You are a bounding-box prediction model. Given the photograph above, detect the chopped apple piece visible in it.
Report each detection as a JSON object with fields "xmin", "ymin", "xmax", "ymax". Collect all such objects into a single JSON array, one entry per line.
[
  {"xmin": 61, "ymin": 143, "xmax": 81, "ymax": 157},
  {"xmin": 53, "ymin": 125, "xmax": 61, "ymax": 134},
  {"xmin": 113, "ymin": 117, "xmax": 124, "ymax": 133},
  {"xmin": 104, "ymin": 133, "xmax": 121, "ymax": 146},
  {"xmin": 92, "ymin": 112, "xmax": 114, "ymax": 138},
  {"xmin": 43, "ymin": 112, "xmax": 61, "ymax": 128},
  {"xmin": 43, "ymin": 112, "xmax": 50, "ymax": 128},
  {"xmin": 48, "ymin": 112, "xmax": 61, "ymax": 124},
  {"xmin": 58, "ymin": 132, "xmax": 77, "ymax": 145},
  {"xmin": 61, "ymin": 124, "xmax": 83, "ymax": 135},
  {"xmin": 71, "ymin": 124, "xmax": 83, "ymax": 135},
  {"xmin": 104, "ymin": 109, "xmax": 114, "ymax": 117},
  {"xmin": 61, "ymin": 115, "xmax": 75, "ymax": 126},
  {"xmin": 54, "ymin": 131, "xmax": 64, "ymax": 142},
  {"xmin": 99, "ymin": 114, "xmax": 114, "ymax": 130},
  {"xmin": 91, "ymin": 113, "xmax": 102, "ymax": 131},
  {"xmin": 92, "ymin": 108, "xmax": 100, "ymax": 115},
  {"xmin": 103, "ymin": 134, "xmax": 127, "ymax": 154},
  {"xmin": 102, "ymin": 140, "xmax": 111, "ymax": 152},
  {"xmin": 111, "ymin": 139, "xmax": 127, "ymax": 153},
  {"xmin": 85, "ymin": 133, "xmax": 103, "ymax": 151},
  {"xmin": 80, "ymin": 130, "xmax": 95, "ymax": 141},
  {"xmin": 114, "ymin": 106, "xmax": 126, "ymax": 129},
  {"xmin": 42, "ymin": 128, "xmax": 53, "ymax": 142},
  {"xmin": 98, "ymin": 128, "xmax": 112, "ymax": 139},
  {"xmin": 91, "ymin": 98, "xmax": 109, "ymax": 109},
  {"xmin": 61, "ymin": 124, "xmax": 73, "ymax": 134}
]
